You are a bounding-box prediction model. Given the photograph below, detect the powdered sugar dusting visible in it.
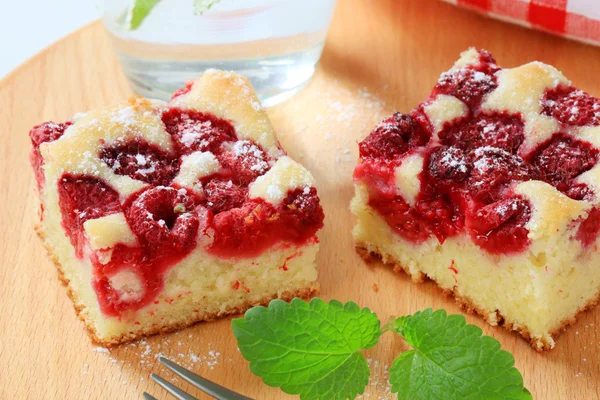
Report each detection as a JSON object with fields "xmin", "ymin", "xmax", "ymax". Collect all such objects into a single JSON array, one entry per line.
[
  {"xmin": 86, "ymin": 332, "xmax": 230, "ymax": 385},
  {"xmin": 355, "ymin": 358, "xmax": 392, "ymax": 399},
  {"xmin": 231, "ymin": 140, "xmax": 269, "ymax": 173}
]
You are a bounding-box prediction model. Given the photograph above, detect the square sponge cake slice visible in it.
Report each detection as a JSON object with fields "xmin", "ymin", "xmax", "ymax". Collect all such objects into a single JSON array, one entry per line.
[
  {"xmin": 352, "ymin": 48, "xmax": 600, "ymax": 351},
  {"xmin": 30, "ymin": 70, "xmax": 324, "ymax": 346}
]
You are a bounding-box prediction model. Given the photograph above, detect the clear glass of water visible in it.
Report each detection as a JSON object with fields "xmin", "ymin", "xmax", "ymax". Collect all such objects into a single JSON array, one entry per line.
[{"xmin": 100, "ymin": 0, "xmax": 337, "ymax": 106}]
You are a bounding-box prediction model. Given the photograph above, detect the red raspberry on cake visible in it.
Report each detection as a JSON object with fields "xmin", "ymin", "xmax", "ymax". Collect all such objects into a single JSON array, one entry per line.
[
  {"xmin": 30, "ymin": 70, "xmax": 324, "ymax": 346},
  {"xmin": 352, "ymin": 48, "xmax": 600, "ymax": 351}
]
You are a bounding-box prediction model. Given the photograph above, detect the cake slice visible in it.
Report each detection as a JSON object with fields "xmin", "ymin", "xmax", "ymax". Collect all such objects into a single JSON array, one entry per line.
[
  {"xmin": 352, "ymin": 48, "xmax": 600, "ymax": 351},
  {"xmin": 30, "ymin": 70, "xmax": 324, "ymax": 346}
]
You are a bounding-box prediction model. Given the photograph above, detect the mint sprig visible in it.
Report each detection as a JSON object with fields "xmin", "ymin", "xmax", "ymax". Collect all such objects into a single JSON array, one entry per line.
[
  {"xmin": 232, "ymin": 298, "xmax": 380, "ymax": 400},
  {"xmin": 127, "ymin": 0, "xmax": 162, "ymax": 30},
  {"xmin": 388, "ymin": 309, "xmax": 532, "ymax": 400},
  {"xmin": 193, "ymin": 0, "xmax": 221, "ymax": 14},
  {"xmin": 126, "ymin": 0, "xmax": 222, "ymax": 30},
  {"xmin": 232, "ymin": 298, "xmax": 532, "ymax": 400}
]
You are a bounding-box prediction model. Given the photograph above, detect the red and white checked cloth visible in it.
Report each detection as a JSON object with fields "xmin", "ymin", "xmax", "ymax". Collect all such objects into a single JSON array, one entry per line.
[{"xmin": 443, "ymin": 0, "xmax": 600, "ymax": 46}]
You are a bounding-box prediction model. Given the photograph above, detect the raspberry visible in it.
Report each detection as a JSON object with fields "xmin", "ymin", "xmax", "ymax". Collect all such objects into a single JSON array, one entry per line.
[
  {"xmin": 359, "ymin": 113, "xmax": 430, "ymax": 160},
  {"xmin": 475, "ymin": 49, "xmax": 501, "ymax": 75},
  {"xmin": 531, "ymin": 135, "xmax": 597, "ymax": 193},
  {"xmin": 466, "ymin": 197, "xmax": 531, "ymax": 254},
  {"xmin": 170, "ymin": 80, "xmax": 194, "ymax": 100},
  {"xmin": 426, "ymin": 146, "xmax": 470, "ymax": 192},
  {"xmin": 432, "ymin": 68, "xmax": 497, "ymax": 110},
  {"xmin": 370, "ymin": 195, "xmax": 460, "ymax": 244},
  {"xmin": 468, "ymin": 147, "xmax": 535, "ymax": 203},
  {"xmin": 100, "ymin": 139, "xmax": 179, "ymax": 186},
  {"xmin": 209, "ymin": 188, "xmax": 324, "ymax": 258},
  {"xmin": 542, "ymin": 87, "xmax": 600, "ymax": 126},
  {"xmin": 566, "ymin": 183, "xmax": 594, "ymax": 201},
  {"xmin": 161, "ymin": 108, "xmax": 237, "ymax": 155},
  {"xmin": 29, "ymin": 121, "xmax": 72, "ymax": 190},
  {"xmin": 577, "ymin": 207, "xmax": 600, "ymax": 248},
  {"xmin": 280, "ymin": 187, "xmax": 325, "ymax": 240},
  {"xmin": 203, "ymin": 177, "xmax": 248, "ymax": 213},
  {"xmin": 29, "ymin": 121, "xmax": 72, "ymax": 148},
  {"xmin": 415, "ymin": 197, "xmax": 462, "ymax": 242},
  {"xmin": 125, "ymin": 186, "xmax": 202, "ymax": 251},
  {"xmin": 210, "ymin": 200, "xmax": 278, "ymax": 257},
  {"xmin": 439, "ymin": 112, "xmax": 525, "ymax": 153},
  {"xmin": 57, "ymin": 174, "xmax": 121, "ymax": 256},
  {"xmin": 217, "ymin": 140, "xmax": 270, "ymax": 185},
  {"xmin": 353, "ymin": 160, "xmax": 397, "ymax": 200}
]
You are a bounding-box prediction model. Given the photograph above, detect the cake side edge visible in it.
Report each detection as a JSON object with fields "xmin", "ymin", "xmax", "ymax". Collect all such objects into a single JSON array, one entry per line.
[
  {"xmin": 35, "ymin": 223, "xmax": 319, "ymax": 347},
  {"xmin": 356, "ymin": 244, "xmax": 600, "ymax": 352}
]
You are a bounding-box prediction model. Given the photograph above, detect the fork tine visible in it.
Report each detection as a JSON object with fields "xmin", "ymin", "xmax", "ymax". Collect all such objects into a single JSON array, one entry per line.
[
  {"xmin": 143, "ymin": 393, "xmax": 159, "ymax": 400},
  {"xmin": 150, "ymin": 373, "xmax": 199, "ymax": 400},
  {"xmin": 159, "ymin": 357, "xmax": 253, "ymax": 400}
]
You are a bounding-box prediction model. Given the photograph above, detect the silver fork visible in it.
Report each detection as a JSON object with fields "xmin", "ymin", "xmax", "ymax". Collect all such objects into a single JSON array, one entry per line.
[{"xmin": 144, "ymin": 356, "xmax": 254, "ymax": 400}]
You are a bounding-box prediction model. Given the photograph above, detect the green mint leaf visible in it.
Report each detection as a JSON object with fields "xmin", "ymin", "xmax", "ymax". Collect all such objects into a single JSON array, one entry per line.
[
  {"xmin": 193, "ymin": 0, "xmax": 221, "ymax": 14},
  {"xmin": 127, "ymin": 0, "xmax": 162, "ymax": 30},
  {"xmin": 389, "ymin": 309, "xmax": 532, "ymax": 400},
  {"xmin": 232, "ymin": 298, "xmax": 381, "ymax": 400}
]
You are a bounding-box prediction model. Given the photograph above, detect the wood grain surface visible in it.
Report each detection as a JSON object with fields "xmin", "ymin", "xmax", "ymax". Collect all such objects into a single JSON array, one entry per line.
[{"xmin": 1, "ymin": 1, "xmax": 599, "ymax": 399}]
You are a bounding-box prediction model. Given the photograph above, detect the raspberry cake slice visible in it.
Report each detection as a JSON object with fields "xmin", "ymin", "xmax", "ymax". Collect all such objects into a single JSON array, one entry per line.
[
  {"xmin": 352, "ymin": 48, "xmax": 600, "ymax": 351},
  {"xmin": 30, "ymin": 70, "xmax": 324, "ymax": 346}
]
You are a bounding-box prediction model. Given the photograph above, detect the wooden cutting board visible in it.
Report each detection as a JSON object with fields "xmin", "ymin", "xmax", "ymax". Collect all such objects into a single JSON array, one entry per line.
[{"xmin": 1, "ymin": 1, "xmax": 599, "ymax": 398}]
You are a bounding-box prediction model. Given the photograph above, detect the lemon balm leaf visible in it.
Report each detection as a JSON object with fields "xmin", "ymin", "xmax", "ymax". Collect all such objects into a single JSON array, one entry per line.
[
  {"xmin": 127, "ymin": 0, "xmax": 162, "ymax": 30},
  {"xmin": 232, "ymin": 298, "xmax": 380, "ymax": 400},
  {"xmin": 388, "ymin": 309, "xmax": 532, "ymax": 400}
]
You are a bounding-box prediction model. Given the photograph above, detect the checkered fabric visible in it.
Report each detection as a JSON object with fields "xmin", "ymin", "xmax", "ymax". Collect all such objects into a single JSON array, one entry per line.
[{"xmin": 443, "ymin": 0, "xmax": 600, "ymax": 46}]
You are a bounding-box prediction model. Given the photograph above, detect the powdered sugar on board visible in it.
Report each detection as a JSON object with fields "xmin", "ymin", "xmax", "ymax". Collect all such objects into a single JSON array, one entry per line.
[
  {"xmin": 273, "ymin": 78, "xmax": 391, "ymax": 166},
  {"xmin": 83, "ymin": 331, "xmax": 230, "ymax": 388}
]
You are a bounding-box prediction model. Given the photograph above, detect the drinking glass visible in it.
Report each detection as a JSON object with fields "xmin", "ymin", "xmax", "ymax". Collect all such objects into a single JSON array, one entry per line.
[{"xmin": 100, "ymin": 0, "xmax": 337, "ymax": 106}]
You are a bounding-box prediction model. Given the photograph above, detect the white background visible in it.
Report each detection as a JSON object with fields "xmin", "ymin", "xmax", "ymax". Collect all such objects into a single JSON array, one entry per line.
[{"xmin": 0, "ymin": 0, "xmax": 98, "ymax": 78}]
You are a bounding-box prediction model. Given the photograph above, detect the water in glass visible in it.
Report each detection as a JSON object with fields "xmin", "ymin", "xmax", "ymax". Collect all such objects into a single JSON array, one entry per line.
[{"xmin": 101, "ymin": 0, "xmax": 337, "ymax": 106}]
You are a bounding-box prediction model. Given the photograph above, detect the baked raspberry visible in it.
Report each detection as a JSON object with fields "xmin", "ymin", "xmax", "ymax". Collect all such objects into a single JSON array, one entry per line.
[
  {"xmin": 171, "ymin": 80, "xmax": 194, "ymax": 100},
  {"xmin": 531, "ymin": 134, "xmax": 597, "ymax": 193},
  {"xmin": 415, "ymin": 197, "xmax": 462, "ymax": 242},
  {"xmin": 161, "ymin": 108, "xmax": 237, "ymax": 155},
  {"xmin": 280, "ymin": 187, "xmax": 325, "ymax": 240},
  {"xmin": 370, "ymin": 195, "xmax": 460, "ymax": 244},
  {"xmin": 432, "ymin": 68, "xmax": 497, "ymax": 109},
  {"xmin": 426, "ymin": 146, "xmax": 470, "ymax": 192},
  {"xmin": 203, "ymin": 177, "xmax": 248, "ymax": 214},
  {"xmin": 439, "ymin": 113, "xmax": 525, "ymax": 153},
  {"xmin": 465, "ymin": 197, "xmax": 531, "ymax": 254},
  {"xmin": 577, "ymin": 207, "xmax": 600, "ymax": 248},
  {"xmin": 353, "ymin": 160, "xmax": 397, "ymax": 199},
  {"xmin": 58, "ymin": 174, "xmax": 121, "ymax": 256},
  {"xmin": 29, "ymin": 121, "xmax": 72, "ymax": 148},
  {"xmin": 468, "ymin": 147, "xmax": 535, "ymax": 203},
  {"xmin": 100, "ymin": 139, "xmax": 180, "ymax": 186},
  {"xmin": 475, "ymin": 49, "xmax": 500, "ymax": 75},
  {"xmin": 368, "ymin": 197, "xmax": 425, "ymax": 242},
  {"xmin": 359, "ymin": 113, "xmax": 430, "ymax": 160},
  {"xmin": 566, "ymin": 183, "xmax": 595, "ymax": 202},
  {"xmin": 542, "ymin": 87, "xmax": 600, "ymax": 126},
  {"xmin": 29, "ymin": 121, "xmax": 72, "ymax": 190},
  {"xmin": 91, "ymin": 245, "xmax": 147, "ymax": 315},
  {"xmin": 125, "ymin": 186, "xmax": 202, "ymax": 251},
  {"xmin": 209, "ymin": 200, "xmax": 276, "ymax": 257},
  {"xmin": 217, "ymin": 140, "xmax": 270, "ymax": 185},
  {"xmin": 209, "ymin": 188, "xmax": 324, "ymax": 258}
]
